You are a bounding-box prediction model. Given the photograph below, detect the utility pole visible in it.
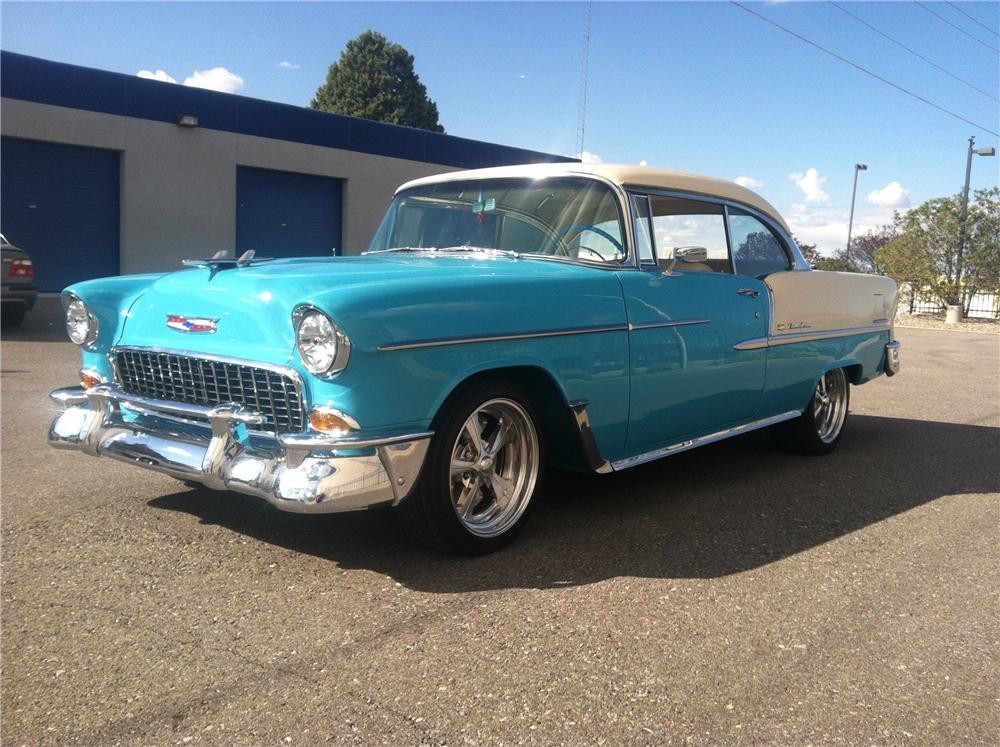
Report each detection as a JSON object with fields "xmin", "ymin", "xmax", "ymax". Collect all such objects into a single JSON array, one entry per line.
[
  {"xmin": 575, "ymin": 0, "xmax": 592, "ymax": 158},
  {"xmin": 846, "ymin": 163, "xmax": 867, "ymax": 256}
]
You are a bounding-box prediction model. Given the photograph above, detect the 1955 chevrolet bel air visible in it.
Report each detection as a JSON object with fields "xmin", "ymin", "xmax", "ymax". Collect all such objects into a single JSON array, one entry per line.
[{"xmin": 49, "ymin": 163, "xmax": 900, "ymax": 553}]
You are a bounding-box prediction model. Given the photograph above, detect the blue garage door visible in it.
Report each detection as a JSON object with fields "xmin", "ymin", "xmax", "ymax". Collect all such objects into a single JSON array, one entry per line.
[
  {"xmin": 236, "ymin": 166, "xmax": 343, "ymax": 258},
  {"xmin": 1, "ymin": 137, "xmax": 120, "ymax": 291}
]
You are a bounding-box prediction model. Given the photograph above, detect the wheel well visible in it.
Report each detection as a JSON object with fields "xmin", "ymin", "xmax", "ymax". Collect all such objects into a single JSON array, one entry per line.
[
  {"xmin": 435, "ymin": 366, "xmax": 588, "ymax": 472},
  {"xmin": 843, "ymin": 363, "xmax": 863, "ymax": 385}
]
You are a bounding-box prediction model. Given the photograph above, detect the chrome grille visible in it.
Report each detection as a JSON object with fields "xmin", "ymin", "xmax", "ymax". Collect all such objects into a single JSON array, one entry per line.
[{"xmin": 113, "ymin": 348, "xmax": 305, "ymax": 433}]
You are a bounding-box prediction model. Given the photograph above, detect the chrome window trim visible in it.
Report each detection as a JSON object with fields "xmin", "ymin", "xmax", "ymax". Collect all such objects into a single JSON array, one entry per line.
[
  {"xmin": 383, "ymin": 172, "xmax": 639, "ymax": 271},
  {"xmin": 622, "ymin": 184, "xmax": 810, "ymax": 272},
  {"xmin": 377, "ymin": 323, "xmax": 629, "ymax": 352},
  {"xmin": 108, "ymin": 345, "xmax": 307, "ymax": 427}
]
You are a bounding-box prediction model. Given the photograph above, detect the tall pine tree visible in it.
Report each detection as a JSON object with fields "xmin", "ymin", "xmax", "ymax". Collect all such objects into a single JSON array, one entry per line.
[{"xmin": 310, "ymin": 30, "xmax": 444, "ymax": 133}]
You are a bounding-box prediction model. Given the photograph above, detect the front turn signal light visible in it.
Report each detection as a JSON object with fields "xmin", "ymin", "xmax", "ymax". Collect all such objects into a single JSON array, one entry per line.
[
  {"xmin": 309, "ymin": 406, "xmax": 359, "ymax": 434},
  {"xmin": 79, "ymin": 369, "xmax": 105, "ymax": 389}
]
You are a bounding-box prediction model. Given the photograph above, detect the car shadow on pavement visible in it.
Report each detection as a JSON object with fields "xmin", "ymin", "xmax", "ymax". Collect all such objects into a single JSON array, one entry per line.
[
  {"xmin": 1, "ymin": 297, "xmax": 73, "ymax": 343},
  {"xmin": 149, "ymin": 414, "xmax": 999, "ymax": 592}
]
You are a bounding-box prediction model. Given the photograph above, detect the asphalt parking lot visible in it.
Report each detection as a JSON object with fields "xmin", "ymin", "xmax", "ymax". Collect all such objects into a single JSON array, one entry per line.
[{"xmin": 2, "ymin": 317, "xmax": 998, "ymax": 746}]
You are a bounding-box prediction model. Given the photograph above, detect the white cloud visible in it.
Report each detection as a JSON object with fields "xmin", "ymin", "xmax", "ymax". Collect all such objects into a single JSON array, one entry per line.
[
  {"xmin": 788, "ymin": 167, "xmax": 831, "ymax": 204},
  {"xmin": 184, "ymin": 67, "xmax": 245, "ymax": 94},
  {"xmin": 639, "ymin": 159, "xmax": 648, "ymax": 167},
  {"xmin": 784, "ymin": 202, "xmax": 905, "ymax": 254},
  {"xmin": 577, "ymin": 151, "xmax": 603, "ymax": 163},
  {"xmin": 137, "ymin": 69, "xmax": 176, "ymax": 84},
  {"xmin": 277, "ymin": 61, "xmax": 300, "ymax": 70},
  {"xmin": 734, "ymin": 176, "xmax": 763, "ymax": 189},
  {"xmin": 867, "ymin": 181, "xmax": 911, "ymax": 208}
]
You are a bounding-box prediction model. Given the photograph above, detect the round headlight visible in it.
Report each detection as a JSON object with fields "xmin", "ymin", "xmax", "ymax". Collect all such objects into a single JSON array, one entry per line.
[
  {"xmin": 294, "ymin": 308, "xmax": 350, "ymax": 376},
  {"xmin": 65, "ymin": 296, "xmax": 98, "ymax": 347}
]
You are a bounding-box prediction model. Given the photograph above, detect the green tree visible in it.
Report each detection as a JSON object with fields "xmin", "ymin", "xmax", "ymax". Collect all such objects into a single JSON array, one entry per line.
[
  {"xmin": 965, "ymin": 187, "xmax": 1000, "ymax": 302},
  {"xmin": 834, "ymin": 221, "xmax": 899, "ymax": 274},
  {"xmin": 876, "ymin": 189, "xmax": 1000, "ymax": 312},
  {"xmin": 311, "ymin": 30, "xmax": 444, "ymax": 133}
]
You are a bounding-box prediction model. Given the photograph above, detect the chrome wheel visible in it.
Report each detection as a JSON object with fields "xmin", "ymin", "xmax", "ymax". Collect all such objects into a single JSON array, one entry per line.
[
  {"xmin": 449, "ymin": 398, "xmax": 539, "ymax": 538},
  {"xmin": 813, "ymin": 369, "xmax": 848, "ymax": 443}
]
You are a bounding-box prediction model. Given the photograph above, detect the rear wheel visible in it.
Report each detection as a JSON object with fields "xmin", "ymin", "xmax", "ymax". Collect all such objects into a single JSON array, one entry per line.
[
  {"xmin": 395, "ymin": 381, "xmax": 542, "ymax": 554},
  {"xmin": 772, "ymin": 368, "xmax": 850, "ymax": 455}
]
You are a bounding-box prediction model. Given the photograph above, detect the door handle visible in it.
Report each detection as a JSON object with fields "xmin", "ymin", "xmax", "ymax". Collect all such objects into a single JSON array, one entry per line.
[{"xmin": 737, "ymin": 288, "xmax": 760, "ymax": 298}]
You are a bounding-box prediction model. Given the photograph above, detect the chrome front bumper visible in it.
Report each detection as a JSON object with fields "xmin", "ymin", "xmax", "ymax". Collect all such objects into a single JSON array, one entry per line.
[{"xmin": 48, "ymin": 385, "xmax": 432, "ymax": 514}]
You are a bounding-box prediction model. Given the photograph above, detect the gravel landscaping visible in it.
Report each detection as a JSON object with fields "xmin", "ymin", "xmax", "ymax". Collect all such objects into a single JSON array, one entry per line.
[{"xmin": 896, "ymin": 312, "xmax": 1000, "ymax": 335}]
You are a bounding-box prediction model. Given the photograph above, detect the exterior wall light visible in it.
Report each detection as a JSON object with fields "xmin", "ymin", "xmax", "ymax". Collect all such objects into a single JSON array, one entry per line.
[{"xmin": 177, "ymin": 115, "xmax": 199, "ymax": 127}]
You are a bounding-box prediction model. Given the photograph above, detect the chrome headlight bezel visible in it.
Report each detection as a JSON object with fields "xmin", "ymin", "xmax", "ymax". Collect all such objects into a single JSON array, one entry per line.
[
  {"xmin": 292, "ymin": 305, "xmax": 351, "ymax": 377},
  {"xmin": 64, "ymin": 293, "xmax": 100, "ymax": 349}
]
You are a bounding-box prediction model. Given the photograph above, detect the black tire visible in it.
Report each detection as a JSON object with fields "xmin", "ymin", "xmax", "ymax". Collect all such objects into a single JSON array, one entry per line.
[
  {"xmin": 394, "ymin": 379, "xmax": 544, "ymax": 555},
  {"xmin": 2, "ymin": 305, "xmax": 25, "ymax": 328},
  {"xmin": 771, "ymin": 367, "xmax": 850, "ymax": 456}
]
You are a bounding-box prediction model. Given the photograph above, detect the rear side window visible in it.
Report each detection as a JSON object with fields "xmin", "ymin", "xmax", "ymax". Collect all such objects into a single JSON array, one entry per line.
[
  {"xmin": 728, "ymin": 208, "xmax": 791, "ymax": 278},
  {"xmin": 649, "ymin": 196, "xmax": 731, "ymax": 273}
]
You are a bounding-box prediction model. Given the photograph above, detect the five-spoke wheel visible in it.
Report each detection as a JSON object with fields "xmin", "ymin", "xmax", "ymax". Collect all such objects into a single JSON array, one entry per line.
[
  {"xmin": 395, "ymin": 381, "xmax": 543, "ymax": 554},
  {"xmin": 772, "ymin": 367, "xmax": 851, "ymax": 455}
]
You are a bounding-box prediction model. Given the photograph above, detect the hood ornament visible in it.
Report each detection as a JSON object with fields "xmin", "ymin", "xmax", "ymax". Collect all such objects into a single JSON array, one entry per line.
[
  {"xmin": 166, "ymin": 315, "xmax": 219, "ymax": 333},
  {"xmin": 182, "ymin": 249, "xmax": 274, "ymax": 271}
]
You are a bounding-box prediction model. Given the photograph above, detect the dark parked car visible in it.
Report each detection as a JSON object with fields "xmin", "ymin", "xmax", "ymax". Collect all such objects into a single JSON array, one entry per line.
[{"xmin": 1, "ymin": 234, "xmax": 37, "ymax": 327}]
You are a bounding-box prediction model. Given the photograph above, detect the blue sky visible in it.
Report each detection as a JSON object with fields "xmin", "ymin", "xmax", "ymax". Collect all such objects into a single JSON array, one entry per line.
[{"xmin": 3, "ymin": 1, "xmax": 998, "ymax": 252}]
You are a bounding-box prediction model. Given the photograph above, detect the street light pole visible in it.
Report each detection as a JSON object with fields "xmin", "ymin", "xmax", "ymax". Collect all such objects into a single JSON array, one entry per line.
[
  {"xmin": 956, "ymin": 137, "xmax": 996, "ymax": 283},
  {"xmin": 846, "ymin": 163, "xmax": 867, "ymax": 256},
  {"xmin": 956, "ymin": 136, "xmax": 996, "ymax": 312}
]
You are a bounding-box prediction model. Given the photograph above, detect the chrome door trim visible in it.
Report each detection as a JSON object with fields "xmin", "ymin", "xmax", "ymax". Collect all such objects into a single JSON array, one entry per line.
[
  {"xmin": 733, "ymin": 324, "xmax": 892, "ymax": 350},
  {"xmin": 377, "ymin": 323, "xmax": 629, "ymax": 352},
  {"xmin": 611, "ymin": 410, "xmax": 802, "ymax": 471},
  {"xmin": 626, "ymin": 318, "xmax": 711, "ymax": 332}
]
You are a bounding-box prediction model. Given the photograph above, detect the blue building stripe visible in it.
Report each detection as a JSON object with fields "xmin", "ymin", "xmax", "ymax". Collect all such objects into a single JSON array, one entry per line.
[{"xmin": 0, "ymin": 51, "xmax": 576, "ymax": 169}]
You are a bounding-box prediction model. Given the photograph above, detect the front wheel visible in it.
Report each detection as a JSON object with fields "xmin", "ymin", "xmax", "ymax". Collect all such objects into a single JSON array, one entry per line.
[
  {"xmin": 772, "ymin": 368, "xmax": 850, "ymax": 455},
  {"xmin": 394, "ymin": 382, "xmax": 543, "ymax": 554}
]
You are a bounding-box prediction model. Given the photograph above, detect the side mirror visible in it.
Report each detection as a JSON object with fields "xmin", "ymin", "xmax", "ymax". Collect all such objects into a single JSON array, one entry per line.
[{"xmin": 666, "ymin": 246, "xmax": 709, "ymax": 274}]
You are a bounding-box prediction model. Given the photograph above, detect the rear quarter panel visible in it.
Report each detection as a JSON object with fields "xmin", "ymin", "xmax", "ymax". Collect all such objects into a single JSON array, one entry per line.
[{"xmin": 760, "ymin": 270, "xmax": 897, "ymax": 415}]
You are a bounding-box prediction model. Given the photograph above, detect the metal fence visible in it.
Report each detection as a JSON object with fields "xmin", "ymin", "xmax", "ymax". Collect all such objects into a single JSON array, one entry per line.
[{"xmin": 906, "ymin": 290, "xmax": 1000, "ymax": 319}]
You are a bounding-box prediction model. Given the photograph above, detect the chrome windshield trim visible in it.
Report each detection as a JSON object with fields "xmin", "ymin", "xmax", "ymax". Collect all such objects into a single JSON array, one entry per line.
[
  {"xmin": 627, "ymin": 318, "xmax": 711, "ymax": 332},
  {"xmin": 611, "ymin": 410, "xmax": 802, "ymax": 471},
  {"xmin": 382, "ymin": 172, "xmax": 638, "ymax": 270},
  {"xmin": 733, "ymin": 324, "xmax": 892, "ymax": 350},
  {"xmin": 377, "ymin": 323, "xmax": 629, "ymax": 352}
]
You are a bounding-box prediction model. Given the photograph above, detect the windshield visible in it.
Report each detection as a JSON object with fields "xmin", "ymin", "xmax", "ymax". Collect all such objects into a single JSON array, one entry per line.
[{"xmin": 369, "ymin": 176, "xmax": 627, "ymax": 264}]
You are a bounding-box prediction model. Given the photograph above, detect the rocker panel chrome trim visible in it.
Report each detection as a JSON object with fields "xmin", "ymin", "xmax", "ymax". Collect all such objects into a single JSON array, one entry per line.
[{"xmin": 610, "ymin": 410, "xmax": 802, "ymax": 471}]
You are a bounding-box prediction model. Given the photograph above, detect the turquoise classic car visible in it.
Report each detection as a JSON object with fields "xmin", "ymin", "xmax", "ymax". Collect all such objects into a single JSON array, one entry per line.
[{"xmin": 49, "ymin": 163, "xmax": 900, "ymax": 554}]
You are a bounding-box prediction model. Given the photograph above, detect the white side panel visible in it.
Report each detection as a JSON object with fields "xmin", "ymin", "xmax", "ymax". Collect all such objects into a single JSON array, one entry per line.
[{"xmin": 765, "ymin": 271, "xmax": 898, "ymax": 336}]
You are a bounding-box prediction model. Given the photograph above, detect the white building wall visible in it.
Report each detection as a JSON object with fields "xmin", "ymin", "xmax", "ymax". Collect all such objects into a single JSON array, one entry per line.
[{"xmin": 1, "ymin": 97, "xmax": 457, "ymax": 275}]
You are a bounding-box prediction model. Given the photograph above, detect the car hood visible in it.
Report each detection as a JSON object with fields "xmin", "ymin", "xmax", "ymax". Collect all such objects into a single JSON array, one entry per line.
[{"xmin": 116, "ymin": 254, "xmax": 627, "ymax": 365}]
